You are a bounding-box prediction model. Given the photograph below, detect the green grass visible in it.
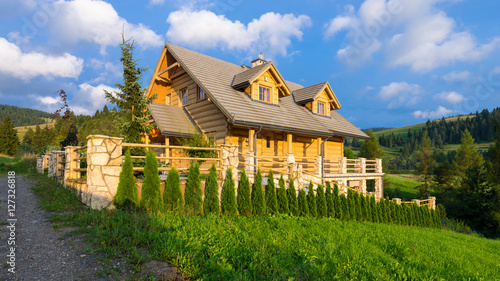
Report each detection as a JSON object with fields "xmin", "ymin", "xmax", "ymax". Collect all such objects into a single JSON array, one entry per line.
[
  {"xmin": 0, "ymin": 156, "xmax": 15, "ymax": 165},
  {"xmin": 30, "ymin": 173, "xmax": 500, "ymax": 281},
  {"xmin": 384, "ymin": 175, "xmax": 421, "ymax": 200},
  {"xmin": 0, "ymin": 156, "xmax": 37, "ymax": 174}
]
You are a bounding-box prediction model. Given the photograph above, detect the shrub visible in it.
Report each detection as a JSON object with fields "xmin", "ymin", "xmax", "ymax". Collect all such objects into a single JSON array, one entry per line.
[
  {"xmin": 185, "ymin": 161, "xmax": 203, "ymax": 215},
  {"xmin": 113, "ymin": 150, "xmax": 138, "ymax": 209},
  {"xmin": 333, "ymin": 183, "xmax": 342, "ymax": 219},
  {"xmin": 347, "ymin": 189, "xmax": 355, "ymax": 220},
  {"xmin": 298, "ymin": 188, "xmax": 309, "ymax": 217},
  {"xmin": 252, "ymin": 169, "xmax": 266, "ymax": 215},
  {"xmin": 316, "ymin": 184, "xmax": 327, "ymax": 217},
  {"xmin": 221, "ymin": 168, "xmax": 238, "ymax": 216},
  {"xmin": 277, "ymin": 175, "xmax": 289, "ymax": 214},
  {"xmin": 265, "ymin": 171, "xmax": 278, "ymax": 215},
  {"xmin": 164, "ymin": 167, "xmax": 183, "ymax": 212},
  {"xmin": 307, "ymin": 183, "xmax": 317, "ymax": 217},
  {"xmin": 203, "ymin": 164, "xmax": 220, "ymax": 215},
  {"xmin": 140, "ymin": 149, "xmax": 163, "ymax": 212},
  {"xmin": 237, "ymin": 169, "xmax": 252, "ymax": 216},
  {"xmin": 325, "ymin": 182, "xmax": 334, "ymax": 218},
  {"xmin": 287, "ymin": 178, "xmax": 299, "ymax": 216},
  {"xmin": 340, "ymin": 194, "xmax": 348, "ymax": 220}
]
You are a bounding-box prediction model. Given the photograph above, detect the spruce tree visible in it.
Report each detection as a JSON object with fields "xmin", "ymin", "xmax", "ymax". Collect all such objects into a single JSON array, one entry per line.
[
  {"xmin": 298, "ymin": 188, "xmax": 309, "ymax": 217},
  {"xmin": 265, "ymin": 171, "xmax": 278, "ymax": 215},
  {"xmin": 316, "ymin": 184, "xmax": 327, "ymax": 217},
  {"xmin": 60, "ymin": 124, "xmax": 78, "ymax": 149},
  {"xmin": 203, "ymin": 164, "xmax": 220, "ymax": 215},
  {"xmin": 252, "ymin": 169, "xmax": 266, "ymax": 215},
  {"xmin": 237, "ymin": 168, "xmax": 252, "ymax": 216},
  {"xmin": 185, "ymin": 161, "xmax": 203, "ymax": 214},
  {"xmin": 140, "ymin": 150, "xmax": 163, "ymax": 212},
  {"xmin": 287, "ymin": 178, "xmax": 299, "ymax": 216},
  {"xmin": 325, "ymin": 182, "xmax": 334, "ymax": 218},
  {"xmin": 164, "ymin": 167, "xmax": 183, "ymax": 212},
  {"xmin": 277, "ymin": 175, "xmax": 289, "ymax": 214},
  {"xmin": 307, "ymin": 183, "xmax": 318, "ymax": 217},
  {"xmin": 221, "ymin": 168, "xmax": 238, "ymax": 216},
  {"xmin": 0, "ymin": 116, "xmax": 18, "ymax": 156},
  {"xmin": 113, "ymin": 150, "xmax": 138, "ymax": 209}
]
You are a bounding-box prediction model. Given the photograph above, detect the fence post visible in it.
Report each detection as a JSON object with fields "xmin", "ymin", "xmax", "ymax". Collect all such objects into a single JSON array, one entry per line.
[
  {"xmin": 286, "ymin": 153, "xmax": 295, "ymax": 181},
  {"xmin": 392, "ymin": 198, "xmax": 402, "ymax": 205},
  {"xmin": 64, "ymin": 146, "xmax": 80, "ymax": 188},
  {"xmin": 47, "ymin": 152, "xmax": 56, "ymax": 177},
  {"xmin": 339, "ymin": 157, "xmax": 347, "ymax": 174},
  {"xmin": 411, "ymin": 199, "xmax": 421, "ymax": 206},
  {"xmin": 54, "ymin": 151, "xmax": 65, "ymax": 182},
  {"xmin": 428, "ymin": 196, "xmax": 436, "ymax": 210},
  {"xmin": 220, "ymin": 144, "xmax": 239, "ymax": 191},
  {"xmin": 37, "ymin": 157, "xmax": 43, "ymax": 173},
  {"xmin": 245, "ymin": 152, "xmax": 255, "ymax": 183},
  {"xmin": 315, "ymin": 155, "xmax": 322, "ymax": 180},
  {"xmin": 86, "ymin": 135, "xmax": 123, "ymax": 210},
  {"xmin": 42, "ymin": 155, "xmax": 49, "ymax": 173},
  {"xmin": 374, "ymin": 176, "xmax": 384, "ymax": 200},
  {"xmin": 375, "ymin": 158, "xmax": 383, "ymax": 173}
]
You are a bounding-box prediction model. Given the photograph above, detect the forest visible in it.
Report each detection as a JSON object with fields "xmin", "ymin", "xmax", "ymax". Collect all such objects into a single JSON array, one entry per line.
[{"xmin": 0, "ymin": 104, "xmax": 52, "ymax": 127}]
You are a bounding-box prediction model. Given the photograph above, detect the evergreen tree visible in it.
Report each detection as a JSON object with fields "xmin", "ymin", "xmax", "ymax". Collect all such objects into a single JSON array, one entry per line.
[
  {"xmin": 298, "ymin": 188, "xmax": 309, "ymax": 217},
  {"xmin": 265, "ymin": 171, "xmax": 278, "ymax": 215},
  {"xmin": 340, "ymin": 194, "xmax": 348, "ymax": 220},
  {"xmin": 453, "ymin": 129, "xmax": 484, "ymax": 179},
  {"xmin": 347, "ymin": 189, "xmax": 356, "ymax": 220},
  {"xmin": 60, "ymin": 124, "xmax": 78, "ymax": 149},
  {"xmin": 0, "ymin": 116, "xmax": 18, "ymax": 156},
  {"xmin": 355, "ymin": 192, "xmax": 363, "ymax": 221},
  {"xmin": 359, "ymin": 130, "xmax": 384, "ymax": 159},
  {"xmin": 185, "ymin": 161, "xmax": 203, "ymax": 214},
  {"xmin": 307, "ymin": 183, "xmax": 318, "ymax": 217},
  {"xmin": 333, "ymin": 183, "xmax": 341, "ymax": 219},
  {"xmin": 113, "ymin": 150, "xmax": 138, "ymax": 209},
  {"xmin": 287, "ymin": 178, "xmax": 299, "ymax": 216},
  {"xmin": 237, "ymin": 168, "xmax": 251, "ymax": 216},
  {"xmin": 164, "ymin": 167, "xmax": 183, "ymax": 212},
  {"xmin": 23, "ymin": 127, "xmax": 34, "ymax": 145},
  {"xmin": 277, "ymin": 175, "xmax": 289, "ymax": 214},
  {"xmin": 316, "ymin": 184, "xmax": 327, "ymax": 217},
  {"xmin": 252, "ymin": 169, "xmax": 266, "ymax": 215},
  {"xmin": 415, "ymin": 132, "xmax": 435, "ymax": 198},
  {"xmin": 325, "ymin": 182, "xmax": 334, "ymax": 218},
  {"xmin": 221, "ymin": 168, "xmax": 238, "ymax": 216},
  {"xmin": 140, "ymin": 149, "xmax": 163, "ymax": 212},
  {"xmin": 203, "ymin": 164, "xmax": 220, "ymax": 215},
  {"xmin": 369, "ymin": 195, "xmax": 377, "ymax": 222}
]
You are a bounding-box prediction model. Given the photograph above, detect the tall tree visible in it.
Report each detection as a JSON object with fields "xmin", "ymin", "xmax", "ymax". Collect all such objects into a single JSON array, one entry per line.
[
  {"xmin": 0, "ymin": 116, "xmax": 18, "ymax": 156},
  {"xmin": 359, "ymin": 130, "xmax": 384, "ymax": 159},
  {"xmin": 23, "ymin": 127, "xmax": 35, "ymax": 145},
  {"xmin": 453, "ymin": 129, "xmax": 484, "ymax": 179},
  {"xmin": 104, "ymin": 34, "xmax": 155, "ymax": 144},
  {"xmin": 415, "ymin": 132, "xmax": 435, "ymax": 198},
  {"xmin": 60, "ymin": 124, "xmax": 78, "ymax": 149}
]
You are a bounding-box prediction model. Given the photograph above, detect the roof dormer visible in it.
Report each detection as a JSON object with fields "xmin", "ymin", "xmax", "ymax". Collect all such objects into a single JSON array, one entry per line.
[{"xmin": 292, "ymin": 82, "xmax": 340, "ymax": 117}]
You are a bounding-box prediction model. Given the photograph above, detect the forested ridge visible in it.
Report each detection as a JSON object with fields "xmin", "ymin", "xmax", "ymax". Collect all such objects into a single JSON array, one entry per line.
[{"xmin": 0, "ymin": 104, "xmax": 52, "ymax": 127}]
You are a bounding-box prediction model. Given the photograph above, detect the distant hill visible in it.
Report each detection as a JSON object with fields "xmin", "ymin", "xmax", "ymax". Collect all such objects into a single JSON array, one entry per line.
[
  {"xmin": 362, "ymin": 127, "xmax": 393, "ymax": 133},
  {"xmin": 0, "ymin": 104, "xmax": 52, "ymax": 127}
]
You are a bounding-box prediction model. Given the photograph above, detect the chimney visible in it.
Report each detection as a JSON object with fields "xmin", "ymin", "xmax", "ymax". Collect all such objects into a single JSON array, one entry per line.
[{"xmin": 251, "ymin": 53, "xmax": 266, "ymax": 68}]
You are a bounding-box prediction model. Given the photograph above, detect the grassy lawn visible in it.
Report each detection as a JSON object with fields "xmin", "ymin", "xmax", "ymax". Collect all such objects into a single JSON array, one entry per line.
[
  {"xmin": 384, "ymin": 174, "xmax": 421, "ymax": 200},
  {"xmin": 31, "ymin": 173, "xmax": 500, "ymax": 280},
  {"xmin": 0, "ymin": 155, "xmax": 15, "ymax": 164},
  {"xmin": 14, "ymin": 118, "xmax": 55, "ymax": 140}
]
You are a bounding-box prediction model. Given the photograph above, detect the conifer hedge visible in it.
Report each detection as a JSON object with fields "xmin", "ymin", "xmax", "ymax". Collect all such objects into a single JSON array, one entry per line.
[
  {"xmin": 298, "ymin": 188, "xmax": 309, "ymax": 217},
  {"xmin": 316, "ymin": 184, "xmax": 327, "ymax": 217},
  {"xmin": 203, "ymin": 164, "xmax": 220, "ymax": 215},
  {"xmin": 113, "ymin": 150, "xmax": 139, "ymax": 209},
  {"xmin": 265, "ymin": 171, "xmax": 278, "ymax": 215},
  {"xmin": 185, "ymin": 161, "xmax": 203, "ymax": 215},
  {"xmin": 237, "ymin": 169, "xmax": 252, "ymax": 216},
  {"xmin": 164, "ymin": 167, "xmax": 183, "ymax": 212},
  {"xmin": 221, "ymin": 168, "xmax": 238, "ymax": 216},
  {"xmin": 140, "ymin": 149, "xmax": 163, "ymax": 212},
  {"xmin": 287, "ymin": 178, "xmax": 299, "ymax": 216},
  {"xmin": 307, "ymin": 183, "xmax": 317, "ymax": 217},
  {"xmin": 325, "ymin": 182, "xmax": 334, "ymax": 218},
  {"xmin": 277, "ymin": 175, "xmax": 289, "ymax": 214},
  {"xmin": 252, "ymin": 169, "xmax": 266, "ymax": 215}
]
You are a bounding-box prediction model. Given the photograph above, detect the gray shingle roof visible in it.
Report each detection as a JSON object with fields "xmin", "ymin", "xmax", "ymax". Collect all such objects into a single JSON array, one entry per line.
[
  {"xmin": 148, "ymin": 103, "xmax": 197, "ymax": 137},
  {"xmin": 232, "ymin": 61, "xmax": 272, "ymax": 89},
  {"xmin": 292, "ymin": 82, "xmax": 328, "ymax": 105},
  {"xmin": 162, "ymin": 43, "xmax": 369, "ymax": 140}
]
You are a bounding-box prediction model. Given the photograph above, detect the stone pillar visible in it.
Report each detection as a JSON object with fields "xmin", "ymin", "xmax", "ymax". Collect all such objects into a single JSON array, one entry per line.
[
  {"xmin": 285, "ymin": 153, "xmax": 295, "ymax": 181},
  {"xmin": 411, "ymin": 199, "xmax": 421, "ymax": 206},
  {"xmin": 42, "ymin": 155, "xmax": 49, "ymax": 173},
  {"xmin": 220, "ymin": 145, "xmax": 239, "ymax": 189},
  {"xmin": 374, "ymin": 176, "xmax": 384, "ymax": 200},
  {"xmin": 375, "ymin": 158, "xmax": 383, "ymax": 173},
  {"xmin": 315, "ymin": 155, "xmax": 322, "ymax": 179},
  {"xmin": 47, "ymin": 152, "xmax": 56, "ymax": 177},
  {"xmin": 54, "ymin": 151, "xmax": 65, "ymax": 180},
  {"xmin": 296, "ymin": 164, "xmax": 304, "ymax": 190},
  {"xmin": 64, "ymin": 146, "xmax": 81, "ymax": 188},
  {"xmin": 360, "ymin": 179, "xmax": 367, "ymax": 193},
  {"xmin": 359, "ymin": 158, "xmax": 366, "ymax": 174},
  {"xmin": 392, "ymin": 198, "xmax": 402, "ymax": 205},
  {"xmin": 37, "ymin": 157, "xmax": 43, "ymax": 173},
  {"xmin": 245, "ymin": 152, "xmax": 256, "ymax": 182},
  {"xmin": 86, "ymin": 135, "xmax": 123, "ymax": 210},
  {"xmin": 428, "ymin": 196, "xmax": 436, "ymax": 210},
  {"xmin": 339, "ymin": 157, "xmax": 347, "ymax": 174}
]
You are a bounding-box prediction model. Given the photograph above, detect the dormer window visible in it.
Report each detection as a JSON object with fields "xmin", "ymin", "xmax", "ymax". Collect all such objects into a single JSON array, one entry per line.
[
  {"xmin": 259, "ymin": 86, "xmax": 271, "ymax": 103},
  {"xmin": 317, "ymin": 102, "xmax": 325, "ymax": 115},
  {"xmin": 198, "ymin": 86, "xmax": 206, "ymax": 101},
  {"xmin": 180, "ymin": 88, "xmax": 188, "ymax": 106}
]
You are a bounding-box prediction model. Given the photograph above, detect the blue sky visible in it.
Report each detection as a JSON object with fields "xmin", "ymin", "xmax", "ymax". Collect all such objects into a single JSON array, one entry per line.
[{"xmin": 0, "ymin": 0, "xmax": 499, "ymax": 129}]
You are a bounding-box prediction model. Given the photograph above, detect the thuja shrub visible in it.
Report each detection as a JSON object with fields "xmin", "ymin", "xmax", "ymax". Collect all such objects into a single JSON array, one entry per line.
[
  {"xmin": 333, "ymin": 184, "xmax": 342, "ymax": 219},
  {"xmin": 325, "ymin": 182, "xmax": 334, "ymax": 218},
  {"xmin": 316, "ymin": 184, "xmax": 327, "ymax": 217},
  {"xmin": 307, "ymin": 183, "xmax": 317, "ymax": 217},
  {"xmin": 287, "ymin": 178, "xmax": 299, "ymax": 216},
  {"xmin": 347, "ymin": 189, "xmax": 355, "ymax": 221},
  {"xmin": 277, "ymin": 175, "xmax": 289, "ymax": 214},
  {"xmin": 252, "ymin": 169, "xmax": 266, "ymax": 216},
  {"xmin": 221, "ymin": 168, "xmax": 238, "ymax": 216},
  {"xmin": 113, "ymin": 149, "xmax": 138, "ymax": 210},
  {"xmin": 203, "ymin": 164, "xmax": 220, "ymax": 215},
  {"xmin": 164, "ymin": 167, "xmax": 183, "ymax": 212},
  {"xmin": 340, "ymin": 194, "xmax": 348, "ymax": 220},
  {"xmin": 265, "ymin": 171, "xmax": 278, "ymax": 215},
  {"xmin": 184, "ymin": 161, "xmax": 203, "ymax": 215},
  {"xmin": 140, "ymin": 149, "xmax": 163, "ymax": 212},
  {"xmin": 298, "ymin": 188, "xmax": 309, "ymax": 217},
  {"xmin": 237, "ymin": 169, "xmax": 252, "ymax": 216}
]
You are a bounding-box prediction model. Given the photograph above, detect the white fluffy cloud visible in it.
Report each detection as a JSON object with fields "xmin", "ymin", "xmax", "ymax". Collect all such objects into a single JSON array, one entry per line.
[
  {"xmin": 70, "ymin": 83, "xmax": 118, "ymax": 115},
  {"xmin": 0, "ymin": 37, "xmax": 83, "ymax": 80},
  {"xmin": 378, "ymin": 81, "xmax": 421, "ymax": 108},
  {"xmin": 434, "ymin": 91, "xmax": 465, "ymax": 104},
  {"xmin": 325, "ymin": 0, "xmax": 500, "ymax": 72},
  {"xmin": 442, "ymin": 71, "xmax": 471, "ymax": 82},
  {"xmin": 166, "ymin": 10, "xmax": 311, "ymax": 57},
  {"xmin": 413, "ymin": 106, "xmax": 454, "ymax": 119},
  {"xmin": 50, "ymin": 0, "xmax": 163, "ymax": 54}
]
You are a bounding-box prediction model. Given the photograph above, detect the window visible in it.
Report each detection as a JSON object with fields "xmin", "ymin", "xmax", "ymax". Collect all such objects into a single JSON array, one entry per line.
[
  {"xmin": 180, "ymin": 88, "xmax": 188, "ymax": 106},
  {"xmin": 198, "ymin": 87, "xmax": 206, "ymax": 100},
  {"xmin": 266, "ymin": 136, "xmax": 271, "ymax": 148},
  {"xmin": 259, "ymin": 86, "xmax": 271, "ymax": 103},
  {"xmin": 166, "ymin": 94, "xmax": 171, "ymax": 105},
  {"xmin": 317, "ymin": 102, "xmax": 325, "ymax": 115}
]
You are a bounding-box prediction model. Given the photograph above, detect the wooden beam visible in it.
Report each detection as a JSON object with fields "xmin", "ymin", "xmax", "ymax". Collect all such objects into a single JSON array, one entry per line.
[
  {"xmin": 317, "ymin": 138, "xmax": 322, "ymax": 156},
  {"xmin": 155, "ymin": 76, "xmax": 171, "ymax": 84},
  {"xmin": 158, "ymin": 62, "xmax": 179, "ymax": 76},
  {"xmin": 170, "ymin": 69, "xmax": 186, "ymax": 80},
  {"xmin": 287, "ymin": 133, "xmax": 293, "ymax": 154},
  {"xmin": 165, "ymin": 137, "xmax": 170, "ymax": 165},
  {"xmin": 249, "ymin": 129, "xmax": 255, "ymax": 152}
]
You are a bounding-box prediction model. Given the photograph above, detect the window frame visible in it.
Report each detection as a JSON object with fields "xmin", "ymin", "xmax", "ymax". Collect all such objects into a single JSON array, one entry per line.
[
  {"xmin": 180, "ymin": 88, "xmax": 188, "ymax": 106},
  {"xmin": 317, "ymin": 101, "xmax": 326, "ymax": 115},
  {"xmin": 258, "ymin": 86, "xmax": 271, "ymax": 103},
  {"xmin": 198, "ymin": 86, "xmax": 206, "ymax": 101}
]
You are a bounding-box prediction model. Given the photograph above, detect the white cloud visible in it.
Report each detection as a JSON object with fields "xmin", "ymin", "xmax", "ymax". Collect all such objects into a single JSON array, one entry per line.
[
  {"xmin": 166, "ymin": 10, "xmax": 311, "ymax": 57},
  {"xmin": 0, "ymin": 37, "xmax": 83, "ymax": 80},
  {"xmin": 442, "ymin": 70, "xmax": 471, "ymax": 82},
  {"xmin": 325, "ymin": 0, "xmax": 500, "ymax": 72},
  {"xmin": 434, "ymin": 91, "xmax": 465, "ymax": 104},
  {"xmin": 36, "ymin": 96, "xmax": 61, "ymax": 105},
  {"xmin": 149, "ymin": 0, "xmax": 165, "ymax": 5},
  {"xmin": 50, "ymin": 0, "xmax": 163, "ymax": 54},
  {"xmin": 413, "ymin": 106, "xmax": 454, "ymax": 119},
  {"xmin": 378, "ymin": 81, "xmax": 421, "ymax": 108},
  {"xmin": 70, "ymin": 83, "xmax": 119, "ymax": 115}
]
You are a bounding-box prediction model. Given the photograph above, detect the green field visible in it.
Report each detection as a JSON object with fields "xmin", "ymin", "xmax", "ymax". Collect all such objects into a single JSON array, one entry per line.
[
  {"xmin": 384, "ymin": 174, "xmax": 421, "ymax": 200},
  {"xmin": 0, "ymin": 155, "xmax": 15, "ymax": 165},
  {"xmin": 33, "ymin": 174, "xmax": 500, "ymax": 280}
]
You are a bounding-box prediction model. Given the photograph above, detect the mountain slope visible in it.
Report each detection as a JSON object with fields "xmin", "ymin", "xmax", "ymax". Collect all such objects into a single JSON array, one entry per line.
[{"xmin": 0, "ymin": 104, "xmax": 52, "ymax": 127}]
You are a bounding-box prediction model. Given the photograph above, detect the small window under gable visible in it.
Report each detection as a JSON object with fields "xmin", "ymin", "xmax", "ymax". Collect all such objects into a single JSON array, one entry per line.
[
  {"xmin": 198, "ymin": 86, "xmax": 206, "ymax": 101},
  {"xmin": 259, "ymin": 86, "xmax": 271, "ymax": 103},
  {"xmin": 180, "ymin": 88, "xmax": 188, "ymax": 106},
  {"xmin": 317, "ymin": 102, "xmax": 325, "ymax": 115}
]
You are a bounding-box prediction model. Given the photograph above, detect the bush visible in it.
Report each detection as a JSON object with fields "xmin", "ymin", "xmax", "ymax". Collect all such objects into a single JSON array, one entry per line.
[
  {"xmin": 287, "ymin": 178, "xmax": 299, "ymax": 216},
  {"xmin": 316, "ymin": 184, "xmax": 327, "ymax": 217},
  {"xmin": 265, "ymin": 171, "xmax": 278, "ymax": 215},
  {"xmin": 307, "ymin": 183, "xmax": 317, "ymax": 217},
  {"xmin": 221, "ymin": 168, "xmax": 238, "ymax": 216},
  {"xmin": 252, "ymin": 169, "xmax": 266, "ymax": 215},
  {"xmin": 113, "ymin": 150, "xmax": 138, "ymax": 209},
  {"xmin": 298, "ymin": 188, "xmax": 309, "ymax": 217},
  {"xmin": 185, "ymin": 161, "xmax": 203, "ymax": 215},
  {"xmin": 140, "ymin": 149, "xmax": 163, "ymax": 212},
  {"xmin": 325, "ymin": 182, "xmax": 334, "ymax": 218},
  {"xmin": 333, "ymin": 183, "xmax": 342, "ymax": 219},
  {"xmin": 340, "ymin": 194, "xmax": 348, "ymax": 221},
  {"xmin": 203, "ymin": 164, "xmax": 220, "ymax": 215},
  {"xmin": 164, "ymin": 167, "xmax": 183, "ymax": 212},
  {"xmin": 237, "ymin": 169, "xmax": 252, "ymax": 216},
  {"xmin": 277, "ymin": 175, "xmax": 289, "ymax": 214}
]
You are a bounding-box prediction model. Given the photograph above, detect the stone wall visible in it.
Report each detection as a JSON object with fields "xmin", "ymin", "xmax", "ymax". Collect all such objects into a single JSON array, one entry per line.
[
  {"xmin": 220, "ymin": 145, "xmax": 239, "ymax": 191},
  {"xmin": 37, "ymin": 157, "xmax": 43, "ymax": 173}
]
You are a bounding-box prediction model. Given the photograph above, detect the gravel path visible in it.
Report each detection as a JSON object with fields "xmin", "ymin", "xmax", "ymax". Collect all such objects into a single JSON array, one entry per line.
[{"xmin": 0, "ymin": 175, "xmax": 132, "ymax": 281}]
